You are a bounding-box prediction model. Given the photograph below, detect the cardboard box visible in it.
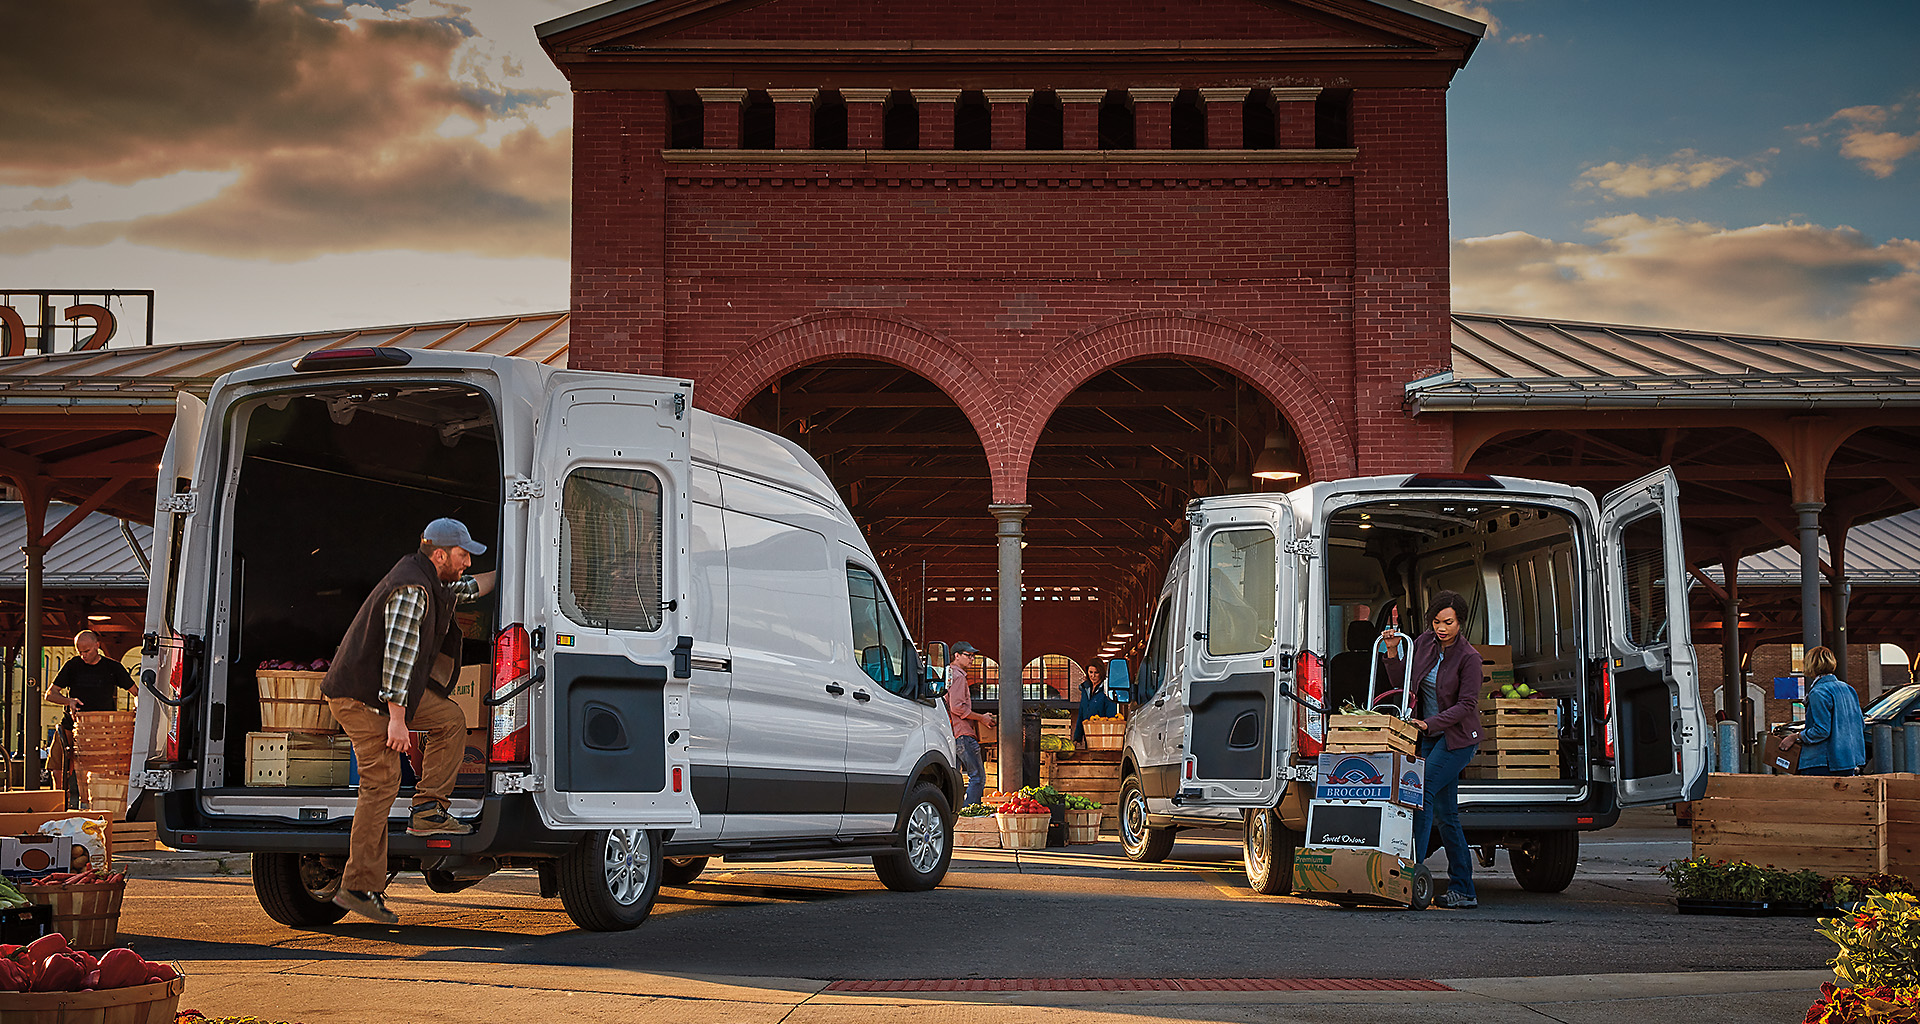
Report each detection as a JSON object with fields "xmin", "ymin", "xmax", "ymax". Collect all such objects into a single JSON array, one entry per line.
[
  {"xmin": 1305, "ymin": 799, "xmax": 1415, "ymax": 859},
  {"xmin": 452, "ymin": 664, "xmax": 488, "ymax": 729},
  {"xmin": 457, "ymin": 727, "xmax": 489, "ymax": 787},
  {"xmin": 0, "ymin": 812, "xmax": 112, "ymax": 867},
  {"xmin": 1763, "ymin": 733, "xmax": 1801, "ymax": 774},
  {"xmin": 1316, "ymin": 751, "xmax": 1424, "ymax": 809},
  {"xmin": 2, "ymin": 834, "xmax": 70, "ymax": 879},
  {"xmin": 1292, "ymin": 847, "xmax": 1414, "ymax": 905},
  {"xmin": 0, "ymin": 791, "xmax": 65, "ymax": 814}
]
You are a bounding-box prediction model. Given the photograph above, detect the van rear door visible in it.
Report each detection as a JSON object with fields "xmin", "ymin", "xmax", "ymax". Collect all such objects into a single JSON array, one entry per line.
[
  {"xmin": 528, "ymin": 375, "xmax": 699, "ymax": 829},
  {"xmin": 1179, "ymin": 498, "xmax": 1292, "ymax": 806},
  {"xmin": 130, "ymin": 392, "xmax": 205, "ymax": 801},
  {"xmin": 1599, "ymin": 467, "xmax": 1709, "ymax": 806}
]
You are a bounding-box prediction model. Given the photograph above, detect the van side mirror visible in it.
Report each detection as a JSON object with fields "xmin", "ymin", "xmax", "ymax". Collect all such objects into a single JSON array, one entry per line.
[
  {"xmin": 912, "ymin": 648, "xmax": 945, "ymax": 699},
  {"xmin": 1106, "ymin": 659, "xmax": 1132, "ymax": 703}
]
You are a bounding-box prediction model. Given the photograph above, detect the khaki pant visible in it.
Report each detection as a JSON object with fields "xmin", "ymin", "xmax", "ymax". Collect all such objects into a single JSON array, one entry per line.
[{"xmin": 328, "ymin": 689, "xmax": 467, "ymax": 893}]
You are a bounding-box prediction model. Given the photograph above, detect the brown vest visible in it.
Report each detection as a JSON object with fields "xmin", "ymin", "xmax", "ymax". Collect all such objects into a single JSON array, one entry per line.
[{"xmin": 321, "ymin": 551, "xmax": 461, "ymax": 714}]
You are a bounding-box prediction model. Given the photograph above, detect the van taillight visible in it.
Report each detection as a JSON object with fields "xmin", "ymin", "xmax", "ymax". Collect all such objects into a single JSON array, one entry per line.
[
  {"xmin": 490, "ymin": 623, "xmax": 532, "ymax": 764},
  {"xmin": 164, "ymin": 648, "xmax": 184, "ymax": 761},
  {"xmin": 1601, "ymin": 660, "xmax": 1616, "ymax": 762},
  {"xmin": 293, "ymin": 347, "xmax": 412, "ymax": 371},
  {"xmin": 1296, "ymin": 651, "xmax": 1325, "ymax": 757}
]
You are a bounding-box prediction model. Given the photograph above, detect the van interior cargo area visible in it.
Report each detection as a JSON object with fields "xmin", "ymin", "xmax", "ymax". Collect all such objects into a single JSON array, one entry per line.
[
  {"xmin": 1322, "ymin": 498, "xmax": 1595, "ymax": 785},
  {"xmin": 218, "ymin": 383, "xmax": 501, "ymax": 790}
]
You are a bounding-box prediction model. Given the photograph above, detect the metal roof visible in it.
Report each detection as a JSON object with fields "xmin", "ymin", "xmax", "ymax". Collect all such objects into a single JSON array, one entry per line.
[
  {"xmin": 1709, "ymin": 509, "xmax": 1920, "ymax": 587},
  {"xmin": 1409, "ymin": 313, "xmax": 1920, "ymax": 411},
  {"xmin": 0, "ymin": 312, "xmax": 569, "ymax": 408},
  {"xmin": 0, "ymin": 503, "xmax": 152, "ymax": 589}
]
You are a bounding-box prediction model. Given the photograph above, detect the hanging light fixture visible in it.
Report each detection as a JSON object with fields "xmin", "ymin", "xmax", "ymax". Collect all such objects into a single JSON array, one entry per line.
[{"xmin": 1252, "ymin": 429, "xmax": 1303, "ymax": 482}]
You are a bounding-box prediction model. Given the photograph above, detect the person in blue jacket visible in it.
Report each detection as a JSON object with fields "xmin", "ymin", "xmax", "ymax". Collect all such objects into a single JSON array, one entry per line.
[{"xmin": 1781, "ymin": 646, "xmax": 1866, "ymax": 776}]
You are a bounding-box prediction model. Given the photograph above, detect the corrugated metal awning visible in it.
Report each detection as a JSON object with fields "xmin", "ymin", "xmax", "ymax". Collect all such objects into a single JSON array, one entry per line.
[{"xmin": 0, "ymin": 503, "xmax": 151, "ymax": 589}]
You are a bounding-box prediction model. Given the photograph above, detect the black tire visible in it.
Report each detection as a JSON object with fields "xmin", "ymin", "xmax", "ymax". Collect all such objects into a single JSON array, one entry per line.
[
  {"xmin": 1510, "ymin": 830, "xmax": 1580, "ymax": 893},
  {"xmin": 557, "ymin": 828, "xmax": 663, "ymax": 931},
  {"xmin": 253, "ymin": 852, "xmax": 348, "ymax": 928},
  {"xmin": 662, "ymin": 856, "xmax": 709, "ymax": 887},
  {"xmin": 1408, "ymin": 863, "xmax": 1434, "ymax": 910},
  {"xmin": 874, "ymin": 782, "xmax": 953, "ymax": 892},
  {"xmin": 1242, "ymin": 807, "xmax": 1302, "ymax": 895},
  {"xmin": 1119, "ymin": 774, "xmax": 1175, "ymax": 863}
]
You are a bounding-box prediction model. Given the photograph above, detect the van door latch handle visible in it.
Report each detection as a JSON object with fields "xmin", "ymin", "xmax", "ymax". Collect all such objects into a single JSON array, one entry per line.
[
  {"xmin": 825, "ymin": 682, "xmax": 845, "ymax": 696},
  {"xmin": 853, "ymin": 690, "xmax": 871, "ymax": 702}
]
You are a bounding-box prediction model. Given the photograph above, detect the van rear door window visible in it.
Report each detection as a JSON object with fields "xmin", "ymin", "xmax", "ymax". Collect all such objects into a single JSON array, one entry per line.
[
  {"xmin": 560, "ymin": 468, "xmax": 664, "ymax": 632},
  {"xmin": 1618, "ymin": 511, "xmax": 1668, "ymax": 648},
  {"xmin": 1205, "ymin": 529, "xmax": 1276, "ymax": 656}
]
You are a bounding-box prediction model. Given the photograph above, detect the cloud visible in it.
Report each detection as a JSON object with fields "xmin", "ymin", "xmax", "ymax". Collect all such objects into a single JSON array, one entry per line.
[
  {"xmin": 1577, "ymin": 149, "xmax": 1773, "ymax": 198},
  {"xmin": 0, "ymin": 0, "xmax": 569, "ymax": 258},
  {"xmin": 1452, "ymin": 215, "xmax": 1920, "ymax": 346},
  {"xmin": 1798, "ymin": 98, "xmax": 1920, "ymax": 178},
  {"xmin": 1421, "ymin": 0, "xmax": 1534, "ymax": 43}
]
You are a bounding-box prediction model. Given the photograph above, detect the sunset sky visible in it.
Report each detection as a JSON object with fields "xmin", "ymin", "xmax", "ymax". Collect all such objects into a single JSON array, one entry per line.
[{"xmin": 1, "ymin": 0, "xmax": 1915, "ymax": 348}]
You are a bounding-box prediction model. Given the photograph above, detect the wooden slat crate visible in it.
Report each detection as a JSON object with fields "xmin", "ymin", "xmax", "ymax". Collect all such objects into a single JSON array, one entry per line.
[
  {"xmin": 1887, "ymin": 773, "xmax": 1919, "ymax": 880},
  {"xmin": 245, "ymin": 731, "xmax": 354, "ymax": 787},
  {"xmin": 1324, "ymin": 714, "xmax": 1416, "ymax": 756},
  {"xmin": 1690, "ymin": 773, "xmax": 1890, "ymax": 874},
  {"xmin": 1474, "ymin": 750, "xmax": 1559, "ymax": 767},
  {"xmin": 1049, "ymin": 750, "xmax": 1123, "ymax": 831},
  {"xmin": 1464, "ymin": 766, "xmax": 1559, "ymax": 780},
  {"xmin": 109, "ymin": 821, "xmax": 158, "ymax": 853},
  {"xmin": 1480, "ymin": 733, "xmax": 1558, "ymax": 749}
]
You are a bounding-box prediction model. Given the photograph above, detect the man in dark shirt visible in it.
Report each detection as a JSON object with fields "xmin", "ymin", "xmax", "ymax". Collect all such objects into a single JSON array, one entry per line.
[{"xmin": 42, "ymin": 629, "xmax": 135, "ymax": 790}]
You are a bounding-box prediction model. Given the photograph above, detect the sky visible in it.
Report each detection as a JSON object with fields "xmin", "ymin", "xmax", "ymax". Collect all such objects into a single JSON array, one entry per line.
[{"xmin": 1, "ymin": 0, "xmax": 1916, "ymax": 348}]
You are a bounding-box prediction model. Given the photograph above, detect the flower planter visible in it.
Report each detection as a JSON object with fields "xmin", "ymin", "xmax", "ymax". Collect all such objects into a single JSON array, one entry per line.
[
  {"xmin": 954, "ymin": 815, "xmax": 1001, "ymax": 848},
  {"xmin": 1065, "ymin": 808, "xmax": 1101, "ymax": 844},
  {"xmin": 996, "ymin": 812, "xmax": 1050, "ymax": 850},
  {"xmin": 1674, "ymin": 897, "xmax": 1771, "ymax": 917},
  {"xmin": 0, "ymin": 974, "xmax": 185, "ymax": 1024}
]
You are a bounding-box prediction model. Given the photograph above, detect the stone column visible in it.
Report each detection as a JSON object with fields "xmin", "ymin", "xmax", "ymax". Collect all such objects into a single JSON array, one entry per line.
[
  {"xmin": 767, "ymin": 88, "xmax": 816, "ymax": 149},
  {"xmin": 841, "ymin": 88, "xmax": 890, "ymax": 149},
  {"xmin": 1131, "ymin": 88, "xmax": 1180, "ymax": 149},
  {"xmin": 914, "ymin": 89, "xmax": 960, "ymax": 149},
  {"xmin": 1058, "ymin": 89, "xmax": 1104, "ymax": 149},
  {"xmin": 1274, "ymin": 87, "xmax": 1320, "ymax": 148},
  {"xmin": 992, "ymin": 504, "xmax": 1030, "ymax": 791},
  {"xmin": 1793, "ymin": 501, "xmax": 1824, "ymax": 652},
  {"xmin": 984, "ymin": 89, "xmax": 1030, "ymax": 150},
  {"xmin": 695, "ymin": 88, "xmax": 746, "ymax": 149},
  {"xmin": 1200, "ymin": 87, "xmax": 1248, "ymax": 149}
]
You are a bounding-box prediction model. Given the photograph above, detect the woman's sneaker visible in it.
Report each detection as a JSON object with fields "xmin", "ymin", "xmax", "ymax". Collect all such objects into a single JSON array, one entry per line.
[
  {"xmin": 1438, "ymin": 891, "xmax": 1479, "ymax": 910},
  {"xmin": 333, "ymin": 889, "xmax": 398, "ymax": 924},
  {"xmin": 407, "ymin": 803, "xmax": 474, "ymax": 836}
]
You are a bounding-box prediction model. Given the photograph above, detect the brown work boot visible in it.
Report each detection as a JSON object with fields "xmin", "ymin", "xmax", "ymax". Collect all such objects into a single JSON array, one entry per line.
[
  {"xmin": 406, "ymin": 802, "xmax": 473, "ymax": 836},
  {"xmin": 333, "ymin": 889, "xmax": 399, "ymax": 924}
]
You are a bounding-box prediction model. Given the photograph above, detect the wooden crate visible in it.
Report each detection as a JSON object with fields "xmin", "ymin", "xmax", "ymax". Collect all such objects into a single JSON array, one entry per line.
[
  {"xmin": 954, "ymin": 815, "xmax": 1000, "ymax": 848},
  {"xmin": 1474, "ymin": 750, "xmax": 1559, "ymax": 767},
  {"xmin": 1479, "ymin": 733, "xmax": 1558, "ymax": 750},
  {"xmin": 109, "ymin": 821, "xmax": 158, "ymax": 853},
  {"xmin": 1050, "ymin": 750, "xmax": 1123, "ymax": 830},
  {"xmin": 1464, "ymin": 765, "xmax": 1559, "ymax": 780},
  {"xmin": 1887, "ymin": 773, "xmax": 1919, "ymax": 880},
  {"xmin": 245, "ymin": 731, "xmax": 353, "ymax": 787},
  {"xmin": 1324, "ymin": 714, "xmax": 1416, "ymax": 756},
  {"xmin": 1689, "ymin": 773, "xmax": 1890, "ymax": 874}
]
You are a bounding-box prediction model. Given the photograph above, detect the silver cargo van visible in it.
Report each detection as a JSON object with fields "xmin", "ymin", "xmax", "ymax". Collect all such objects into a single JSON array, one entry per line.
[
  {"xmin": 1116, "ymin": 471, "xmax": 1709, "ymax": 893},
  {"xmin": 130, "ymin": 349, "xmax": 959, "ymax": 930}
]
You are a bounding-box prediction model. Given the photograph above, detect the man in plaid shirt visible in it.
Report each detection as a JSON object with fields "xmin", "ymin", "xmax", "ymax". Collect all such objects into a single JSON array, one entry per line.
[{"xmin": 322, "ymin": 518, "xmax": 496, "ymax": 924}]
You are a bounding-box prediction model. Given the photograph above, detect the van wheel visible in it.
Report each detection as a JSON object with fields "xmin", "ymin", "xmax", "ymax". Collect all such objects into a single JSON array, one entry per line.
[
  {"xmin": 662, "ymin": 856, "xmax": 709, "ymax": 887},
  {"xmin": 1242, "ymin": 808, "xmax": 1301, "ymax": 895},
  {"xmin": 874, "ymin": 782, "xmax": 952, "ymax": 892},
  {"xmin": 253, "ymin": 852, "xmax": 347, "ymax": 928},
  {"xmin": 558, "ymin": 828, "xmax": 663, "ymax": 931},
  {"xmin": 1119, "ymin": 775, "xmax": 1175, "ymax": 863},
  {"xmin": 1510, "ymin": 830, "xmax": 1580, "ymax": 892}
]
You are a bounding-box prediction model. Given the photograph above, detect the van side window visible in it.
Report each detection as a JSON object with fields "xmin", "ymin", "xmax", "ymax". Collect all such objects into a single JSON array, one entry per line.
[
  {"xmin": 1205, "ymin": 529, "xmax": 1276, "ymax": 656},
  {"xmin": 847, "ymin": 565, "xmax": 911, "ymax": 697},
  {"xmin": 1619, "ymin": 511, "xmax": 1669, "ymax": 648},
  {"xmin": 1136, "ymin": 598, "xmax": 1173, "ymax": 702},
  {"xmin": 559, "ymin": 467, "xmax": 663, "ymax": 631}
]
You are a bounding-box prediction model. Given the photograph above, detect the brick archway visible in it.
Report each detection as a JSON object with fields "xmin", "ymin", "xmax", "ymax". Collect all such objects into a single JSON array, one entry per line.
[
  {"xmin": 697, "ymin": 310, "xmax": 1008, "ymax": 472},
  {"xmin": 1007, "ymin": 312, "xmax": 1355, "ymax": 501}
]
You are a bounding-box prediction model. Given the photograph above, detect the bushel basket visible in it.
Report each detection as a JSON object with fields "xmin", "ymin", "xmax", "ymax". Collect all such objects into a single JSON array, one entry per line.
[
  {"xmin": 255, "ymin": 670, "xmax": 338, "ymax": 734},
  {"xmin": 0, "ymin": 974, "xmax": 185, "ymax": 1024},
  {"xmin": 22, "ymin": 877, "xmax": 127, "ymax": 950}
]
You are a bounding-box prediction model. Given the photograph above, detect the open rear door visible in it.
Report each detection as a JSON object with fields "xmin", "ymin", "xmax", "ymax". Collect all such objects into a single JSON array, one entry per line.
[
  {"xmin": 527, "ymin": 374, "xmax": 699, "ymax": 829},
  {"xmin": 1600, "ymin": 467, "xmax": 1708, "ymax": 806},
  {"xmin": 1179, "ymin": 499, "xmax": 1293, "ymax": 806},
  {"xmin": 130, "ymin": 393, "xmax": 206, "ymax": 802}
]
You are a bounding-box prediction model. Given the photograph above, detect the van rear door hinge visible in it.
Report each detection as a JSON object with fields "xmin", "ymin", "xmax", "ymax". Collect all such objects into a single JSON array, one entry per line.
[
  {"xmin": 161, "ymin": 492, "xmax": 196, "ymax": 515},
  {"xmin": 508, "ymin": 478, "xmax": 544, "ymax": 501},
  {"xmin": 492, "ymin": 773, "xmax": 546, "ymax": 794},
  {"xmin": 1282, "ymin": 535, "xmax": 1316, "ymax": 558}
]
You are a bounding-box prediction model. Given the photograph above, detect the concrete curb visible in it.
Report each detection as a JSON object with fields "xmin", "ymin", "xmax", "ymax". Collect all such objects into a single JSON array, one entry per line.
[{"xmin": 117, "ymin": 851, "xmax": 253, "ymax": 877}]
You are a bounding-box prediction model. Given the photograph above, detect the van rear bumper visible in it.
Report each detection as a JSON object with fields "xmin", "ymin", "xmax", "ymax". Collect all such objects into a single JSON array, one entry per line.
[{"xmin": 152, "ymin": 791, "xmax": 578, "ymax": 859}]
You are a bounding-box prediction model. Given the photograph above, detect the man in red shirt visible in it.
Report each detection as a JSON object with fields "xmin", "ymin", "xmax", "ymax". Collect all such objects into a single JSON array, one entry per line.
[{"xmin": 943, "ymin": 642, "xmax": 996, "ymax": 807}]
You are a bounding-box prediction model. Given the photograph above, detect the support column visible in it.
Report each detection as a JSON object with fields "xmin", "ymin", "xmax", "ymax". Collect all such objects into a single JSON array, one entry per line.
[
  {"xmin": 695, "ymin": 88, "xmax": 746, "ymax": 149},
  {"xmin": 1721, "ymin": 549, "xmax": 1743, "ymax": 739},
  {"xmin": 1273, "ymin": 87, "xmax": 1319, "ymax": 148},
  {"xmin": 1826, "ymin": 515, "xmax": 1851, "ymax": 676},
  {"xmin": 1058, "ymin": 89, "xmax": 1104, "ymax": 149},
  {"xmin": 1793, "ymin": 501, "xmax": 1824, "ymax": 653},
  {"xmin": 22, "ymin": 542, "xmax": 44, "ymax": 789},
  {"xmin": 914, "ymin": 89, "xmax": 959, "ymax": 149},
  {"xmin": 1199, "ymin": 87, "xmax": 1247, "ymax": 149},
  {"xmin": 992, "ymin": 504, "xmax": 1029, "ymax": 792},
  {"xmin": 1130, "ymin": 88, "xmax": 1179, "ymax": 149},
  {"xmin": 983, "ymin": 89, "xmax": 1030, "ymax": 151},
  {"xmin": 841, "ymin": 88, "xmax": 890, "ymax": 149},
  {"xmin": 767, "ymin": 88, "xmax": 816, "ymax": 149}
]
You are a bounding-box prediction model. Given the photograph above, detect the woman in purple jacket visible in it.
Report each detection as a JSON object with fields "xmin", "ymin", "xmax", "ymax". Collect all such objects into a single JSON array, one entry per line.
[{"xmin": 1380, "ymin": 590, "xmax": 1485, "ymax": 910}]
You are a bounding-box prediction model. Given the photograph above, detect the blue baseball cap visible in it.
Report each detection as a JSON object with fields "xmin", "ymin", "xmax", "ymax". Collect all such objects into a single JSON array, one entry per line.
[{"xmin": 421, "ymin": 518, "xmax": 487, "ymax": 555}]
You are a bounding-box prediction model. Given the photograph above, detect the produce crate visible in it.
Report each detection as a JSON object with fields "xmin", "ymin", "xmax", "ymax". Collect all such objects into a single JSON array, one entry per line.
[
  {"xmin": 1324, "ymin": 714, "xmax": 1417, "ymax": 757},
  {"xmin": 1882, "ymin": 772, "xmax": 1919, "ymax": 880},
  {"xmin": 954, "ymin": 815, "xmax": 1000, "ymax": 848},
  {"xmin": 255, "ymin": 669, "xmax": 339, "ymax": 734},
  {"xmin": 1690, "ymin": 773, "xmax": 1892, "ymax": 875},
  {"xmin": 245, "ymin": 731, "xmax": 353, "ymax": 787},
  {"xmin": 1049, "ymin": 750, "xmax": 1123, "ymax": 830},
  {"xmin": 1082, "ymin": 717, "xmax": 1125, "ymax": 751},
  {"xmin": 110, "ymin": 821, "xmax": 159, "ymax": 853},
  {"xmin": 0, "ymin": 903, "xmax": 54, "ymax": 944}
]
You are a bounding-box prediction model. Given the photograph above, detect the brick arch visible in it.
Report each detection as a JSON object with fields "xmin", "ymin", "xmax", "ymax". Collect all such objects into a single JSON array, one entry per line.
[
  {"xmin": 1009, "ymin": 312, "xmax": 1355, "ymax": 500},
  {"xmin": 697, "ymin": 310, "xmax": 1008, "ymax": 473}
]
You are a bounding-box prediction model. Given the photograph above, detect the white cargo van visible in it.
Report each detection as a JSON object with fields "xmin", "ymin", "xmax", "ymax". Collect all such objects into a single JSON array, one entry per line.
[
  {"xmin": 130, "ymin": 349, "xmax": 960, "ymax": 931},
  {"xmin": 1115, "ymin": 471, "xmax": 1709, "ymax": 894}
]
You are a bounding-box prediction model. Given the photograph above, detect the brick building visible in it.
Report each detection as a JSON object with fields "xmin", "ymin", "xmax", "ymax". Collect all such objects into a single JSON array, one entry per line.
[{"xmin": 539, "ymin": 0, "xmax": 1483, "ymax": 683}]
